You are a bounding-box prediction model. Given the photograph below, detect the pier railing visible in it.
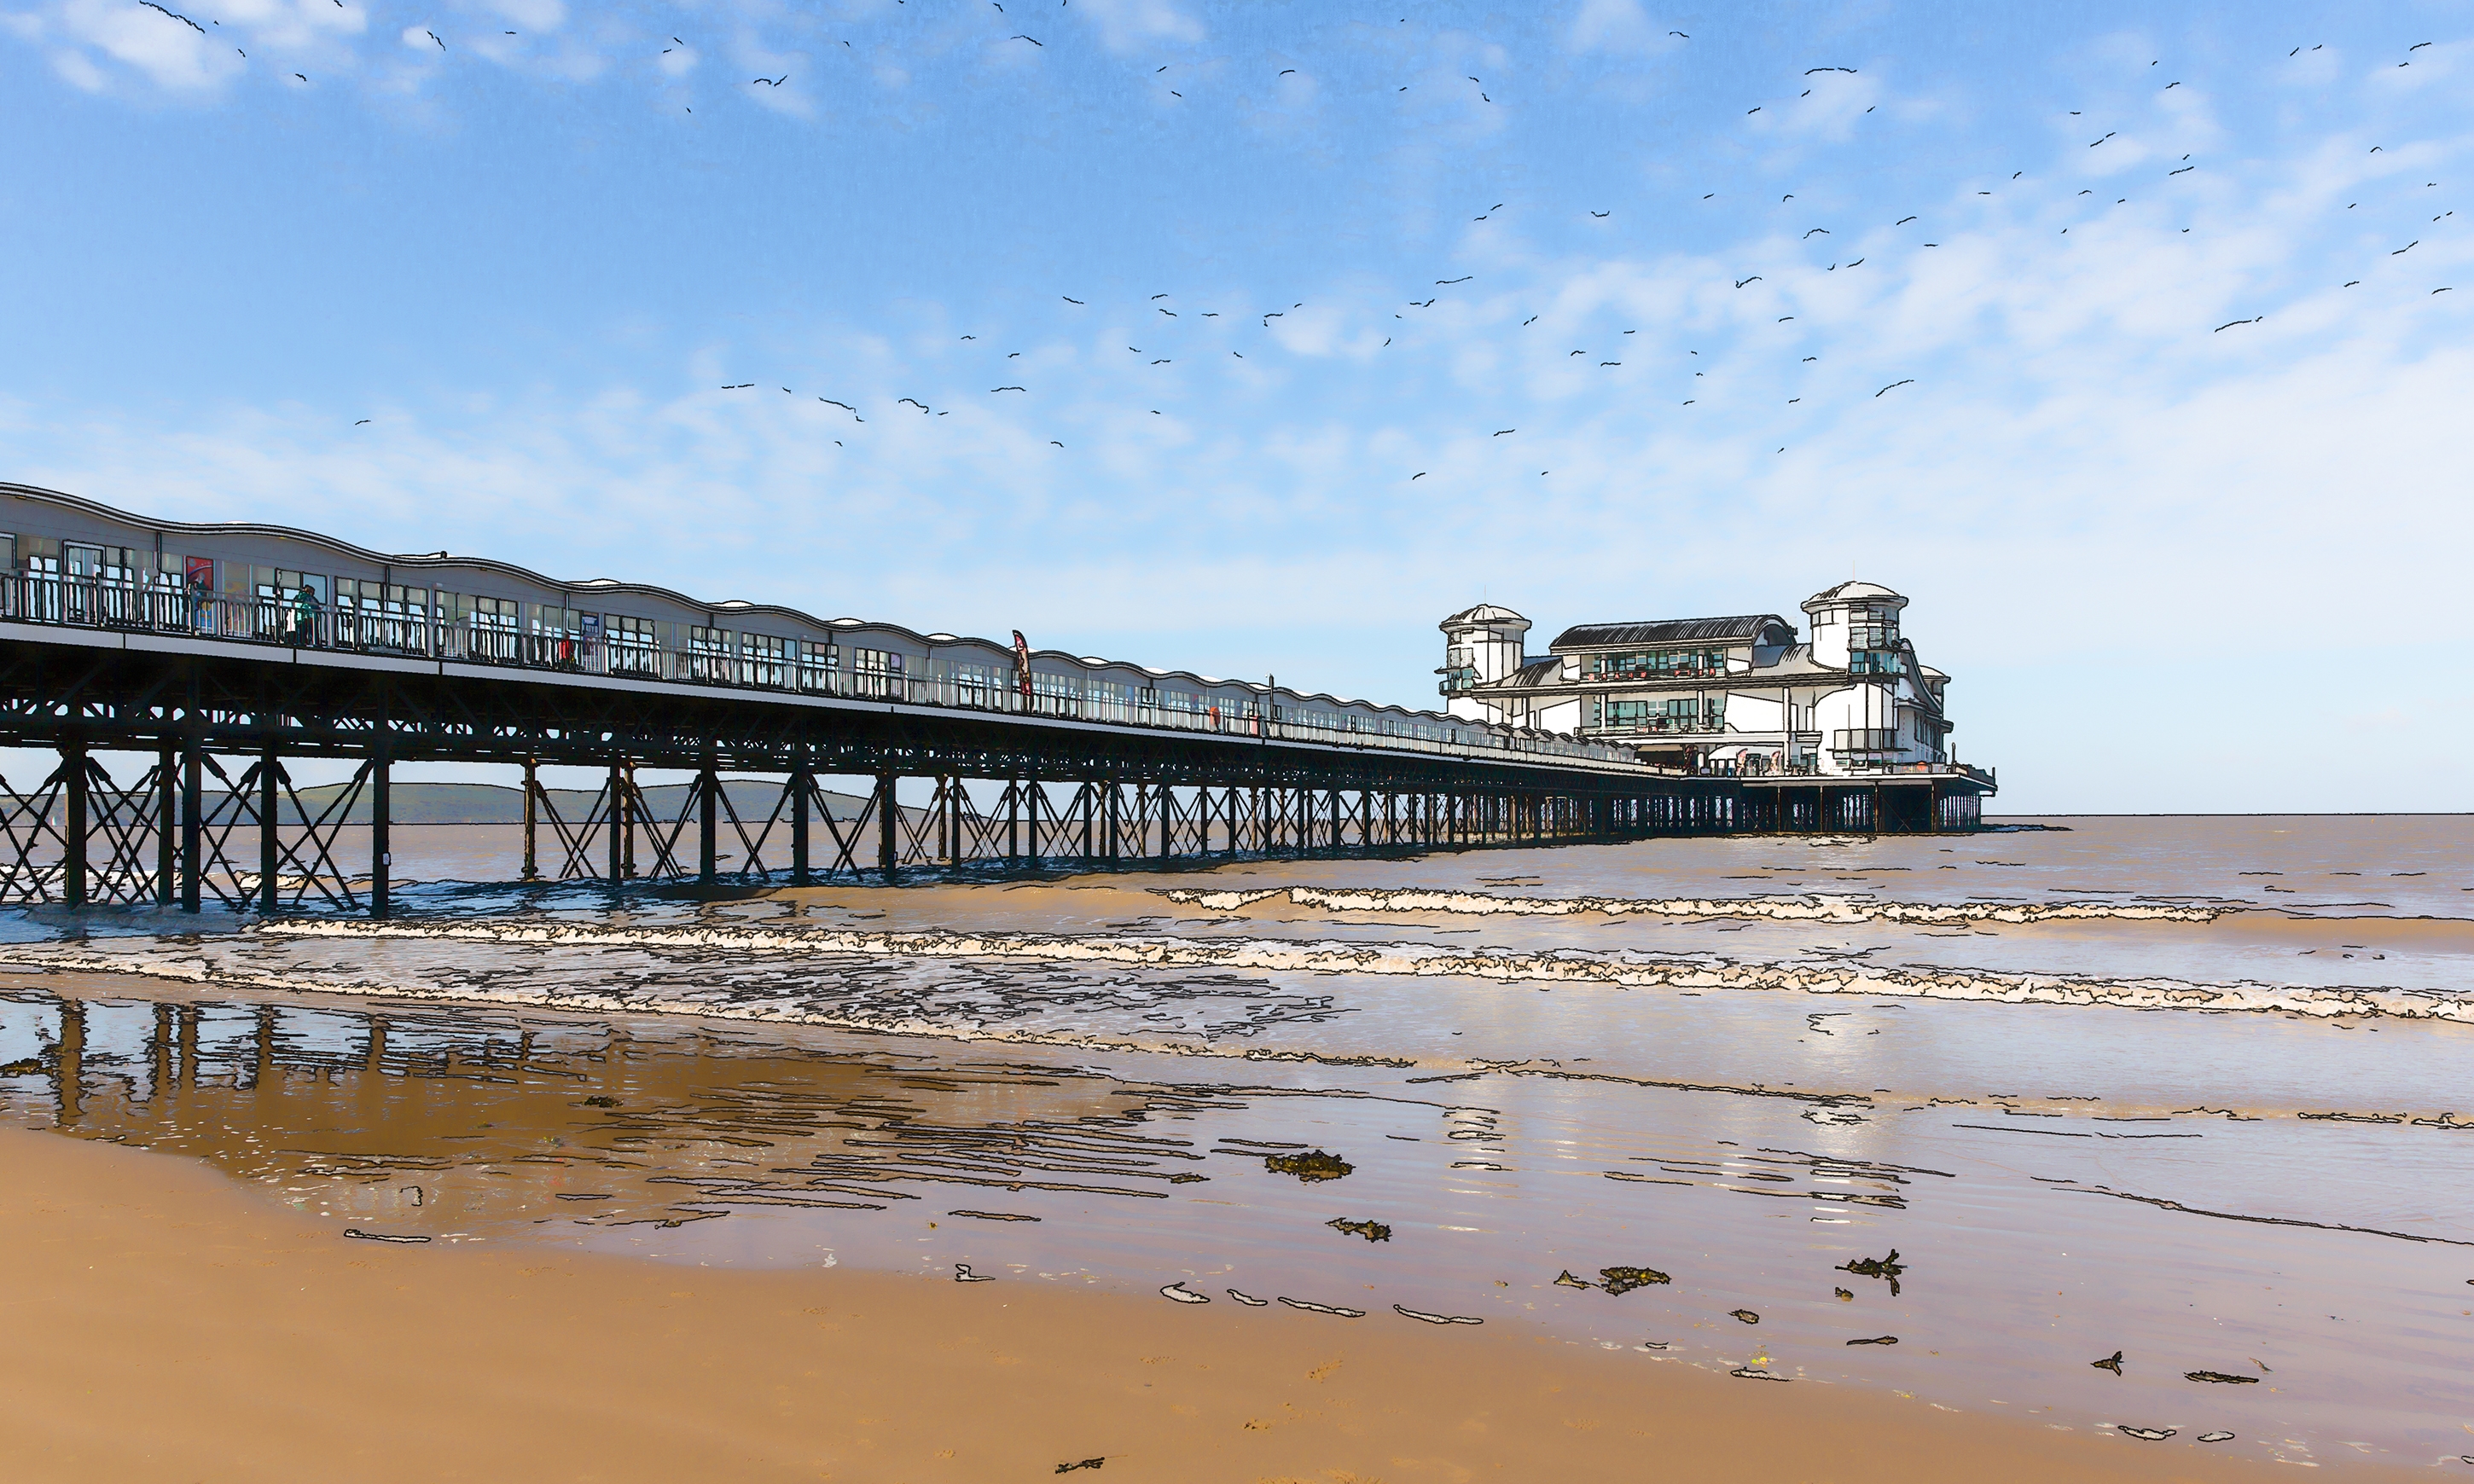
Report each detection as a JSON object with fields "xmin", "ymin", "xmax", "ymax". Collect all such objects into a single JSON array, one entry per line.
[{"xmin": 0, "ymin": 574, "xmax": 1651, "ymax": 772}]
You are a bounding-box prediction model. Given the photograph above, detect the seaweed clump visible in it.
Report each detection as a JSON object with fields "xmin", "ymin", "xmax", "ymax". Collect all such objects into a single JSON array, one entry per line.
[
  {"xmin": 1327, "ymin": 1217, "xmax": 1391, "ymax": 1243},
  {"xmin": 1598, "ymin": 1266, "xmax": 1671, "ymax": 1296},
  {"xmin": 1264, "ymin": 1150, "xmax": 1354, "ymax": 1182},
  {"xmin": 1837, "ymin": 1248, "xmax": 1907, "ymax": 1296},
  {"xmin": 2185, "ymin": 1371, "xmax": 2258, "ymax": 1385}
]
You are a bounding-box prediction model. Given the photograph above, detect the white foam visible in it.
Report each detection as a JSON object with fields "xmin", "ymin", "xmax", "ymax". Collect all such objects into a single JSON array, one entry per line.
[
  {"xmin": 1159, "ymin": 884, "xmax": 2221, "ymax": 927},
  {"xmin": 199, "ymin": 918, "xmax": 2474, "ymax": 1025}
]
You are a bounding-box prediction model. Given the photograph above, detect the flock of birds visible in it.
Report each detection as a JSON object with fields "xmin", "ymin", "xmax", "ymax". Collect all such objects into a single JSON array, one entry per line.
[
  {"xmin": 154, "ymin": 4, "xmax": 2451, "ymax": 476},
  {"xmin": 668, "ymin": 26, "xmax": 2460, "ymax": 478}
]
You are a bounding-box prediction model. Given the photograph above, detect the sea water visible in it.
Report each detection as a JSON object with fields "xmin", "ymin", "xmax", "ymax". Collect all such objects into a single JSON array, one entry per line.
[{"xmin": 1, "ymin": 814, "xmax": 2467, "ymax": 1471}]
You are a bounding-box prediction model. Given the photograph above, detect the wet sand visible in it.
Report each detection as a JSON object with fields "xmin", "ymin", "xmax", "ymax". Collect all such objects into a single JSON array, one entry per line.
[{"xmin": 0, "ymin": 1125, "xmax": 2385, "ymax": 1484}]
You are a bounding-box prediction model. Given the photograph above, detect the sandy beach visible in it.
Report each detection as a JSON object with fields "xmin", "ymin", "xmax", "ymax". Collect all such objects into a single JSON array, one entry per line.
[{"xmin": 2, "ymin": 1123, "xmax": 2393, "ymax": 1484}]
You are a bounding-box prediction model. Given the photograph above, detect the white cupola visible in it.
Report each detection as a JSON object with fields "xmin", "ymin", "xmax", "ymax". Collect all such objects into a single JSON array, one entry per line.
[
  {"xmin": 1801, "ymin": 581, "xmax": 1908, "ymax": 671},
  {"xmin": 1437, "ymin": 603, "xmax": 1530, "ymax": 720}
]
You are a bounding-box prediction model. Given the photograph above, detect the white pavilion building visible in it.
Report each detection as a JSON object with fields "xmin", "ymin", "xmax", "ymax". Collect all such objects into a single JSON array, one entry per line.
[{"xmin": 1436, "ymin": 582, "xmax": 1960, "ymax": 778}]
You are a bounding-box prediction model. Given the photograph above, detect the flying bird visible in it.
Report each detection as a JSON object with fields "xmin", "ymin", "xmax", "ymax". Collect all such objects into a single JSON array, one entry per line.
[
  {"xmin": 428, "ymin": 30, "xmax": 443, "ymax": 47},
  {"xmin": 1051, "ymin": 441, "xmax": 1064, "ymax": 447},
  {"xmin": 898, "ymin": 397, "xmax": 928, "ymax": 409},
  {"xmin": 354, "ymin": 419, "xmax": 370, "ymax": 426},
  {"xmin": 2394, "ymin": 241, "xmax": 2418, "ymax": 253},
  {"xmin": 1280, "ymin": 68, "xmax": 1295, "ymax": 75},
  {"xmin": 1011, "ymin": 34, "xmax": 1042, "ymax": 45},
  {"xmin": 753, "ymin": 75, "xmax": 787, "ymax": 85},
  {"xmin": 1493, "ymin": 429, "xmax": 1515, "ymax": 436},
  {"xmin": 1670, "ymin": 31, "xmax": 1687, "ymax": 38},
  {"xmin": 2213, "ymin": 318, "xmax": 2257, "ymax": 331},
  {"xmin": 1411, "ymin": 472, "xmax": 1426, "ymax": 479},
  {"xmin": 991, "ymin": 385, "xmax": 1025, "ymax": 392},
  {"xmin": 1896, "ymin": 216, "xmax": 1916, "ymax": 224},
  {"xmin": 1437, "ymin": 276, "xmax": 1472, "ymax": 285},
  {"xmin": 1875, "ymin": 379, "xmax": 1914, "ymax": 397},
  {"xmin": 138, "ymin": 2, "xmax": 205, "ymax": 33},
  {"xmin": 1590, "ymin": 211, "xmax": 1610, "ymax": 217},
  {"xmin": 1734, "ymin": 275, "xmax": 1762, "ymax": 287},
  {"xmin": 1062, "ymin": 296, "xmax": 1084, "ymax": 304},
  {"xmin": 1804, "ymin": 228, "xmax": 1829, "ymax": 237},
  {"xmin": 820, "ymin": 398, "xmax": 855, "ymax": 411}
]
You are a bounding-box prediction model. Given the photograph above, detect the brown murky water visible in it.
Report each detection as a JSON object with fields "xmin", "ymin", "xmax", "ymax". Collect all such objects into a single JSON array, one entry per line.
[{"xmin": 3, "ymin": 814, "xmax": 2471, "ymax": 1471}]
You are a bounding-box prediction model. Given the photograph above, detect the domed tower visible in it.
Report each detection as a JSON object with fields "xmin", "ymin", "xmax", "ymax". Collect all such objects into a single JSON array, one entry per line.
[
  {"xmin": 1802, "ymin": 581, "xmax": 1908, "ymax": 674},
  {"xmin": 1437, "ymin": 604, "xmax": 1530, "ymax": 722}
]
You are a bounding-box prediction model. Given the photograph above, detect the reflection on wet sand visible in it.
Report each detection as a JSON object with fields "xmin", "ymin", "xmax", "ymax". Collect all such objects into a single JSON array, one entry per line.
[{"xmin": 1, "ymin": 988, "xmax": 1214, "ymax": 1241}]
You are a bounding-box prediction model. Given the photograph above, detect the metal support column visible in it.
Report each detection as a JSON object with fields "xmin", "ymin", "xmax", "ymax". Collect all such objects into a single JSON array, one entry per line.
[
  {"xmin": 1105, "ymin": 780, "xmax": 1120, "ymax": 863},
  {"xmin": 790, "ymin": 751, "xmax": 812, "ymax": 885},
  {"xmin": 61, "ymin": 740, "xmax": 87, "ymax": 908},
  {"xmin": 607, "ymin": 757, "xmax": 626, "ymax": 884},
  {"xmin": 257, "ymin": 745, "xmax": 280, "ymax": 915},
  {"xmin": 1023, "ymin": 772, "xmax": 1039, "ymax": 865},
  {"xmin": 180, "ymin": 745, "xmax": 201, "ymax": 913},
  {"xmin": 698, "ymin": 747, "xmax": 719, "ymax": 884},
  {"xmin": 155, "ymin": 739, "xmax": 177, "ymax": 907},
  {"xmin": 876, "ymin": 772, "xmax": 898, "ymax": 879},
  {"xmin": 370, "ymin": 738, "xmax": 391, "ymax": 919},
  {"xmin": 946, "ymin": 775, "xmax": 963, "ymax": 866},
  {"xmin": 520, "ymin": 758, "xmax": 539, "ymax": 880}
]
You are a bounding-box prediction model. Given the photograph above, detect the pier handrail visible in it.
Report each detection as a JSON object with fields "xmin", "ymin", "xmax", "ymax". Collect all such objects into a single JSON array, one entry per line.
[{"xmin": 0, "ymin": 572, "xmax": 1663, "ymax": 774}]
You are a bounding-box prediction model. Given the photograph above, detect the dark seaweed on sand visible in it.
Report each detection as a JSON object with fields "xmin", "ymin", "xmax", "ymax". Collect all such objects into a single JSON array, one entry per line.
[
  {"xmin": 1327, "ymin": 1217, "xmax": 1391, "ymax": 1242},
  {"xmin": 1599, "ymin": 1266, "xmax": 1670, "ymax": 1296},
  {"xmin": 2186, "ymin": 1371, "xmax": 2258, "ymax": 1385},
  {"xmin": 1264, "ymin": 1150, "xmax": 1353, "ymax": 1182},
  {"xmin": 1837, "ymin": 1248, "xmax": 1906, "ymax": 1296}
]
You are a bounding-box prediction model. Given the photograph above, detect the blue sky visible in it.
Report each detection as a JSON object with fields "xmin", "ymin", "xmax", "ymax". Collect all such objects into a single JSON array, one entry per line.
[{"xmin": 3, "ymin": 0, "xmax": 2468, "ymax": 813}]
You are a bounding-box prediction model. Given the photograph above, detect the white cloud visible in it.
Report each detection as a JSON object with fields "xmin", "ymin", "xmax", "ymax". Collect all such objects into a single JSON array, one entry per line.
[
  {"xmin": 1073, "ymin": 0, "xmax": 1201, "ymax": 54},
  {"xmin": 1565, "ymin": 0, "xmax": 1676, "ymax": 57},
  {"xmin": 50, "ymin": 0, "xmax": 238, "ymax": 90}
]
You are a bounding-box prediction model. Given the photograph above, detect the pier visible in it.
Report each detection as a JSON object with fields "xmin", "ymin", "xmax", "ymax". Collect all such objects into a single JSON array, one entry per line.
[{"xmin": 0, "ymin": 484, "xmax": 1992, "ymax": 912}]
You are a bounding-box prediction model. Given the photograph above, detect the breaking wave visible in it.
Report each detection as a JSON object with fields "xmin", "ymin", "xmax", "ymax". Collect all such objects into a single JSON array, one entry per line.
[
  {"xmin": 86, "ymin": 918, "xmax": 2451, "ymax": 1025},
  {"xmin": 1156, "ymin": 884, "xmax": 2224, "ymax": 926}
]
